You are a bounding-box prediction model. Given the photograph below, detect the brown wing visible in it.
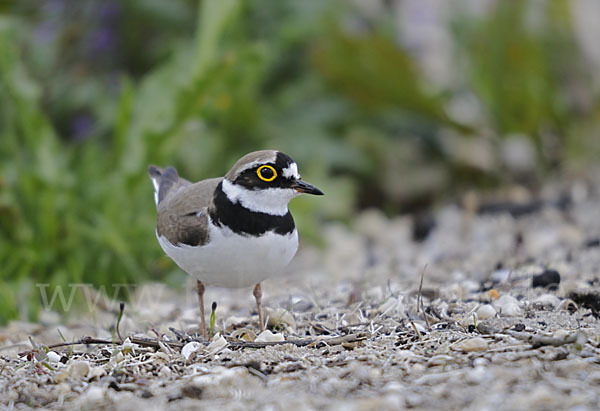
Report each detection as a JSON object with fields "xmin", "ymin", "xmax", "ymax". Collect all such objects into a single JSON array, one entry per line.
[{"xmin": 156, "ymin": 177, "xmax": 222, "ymax": 247}]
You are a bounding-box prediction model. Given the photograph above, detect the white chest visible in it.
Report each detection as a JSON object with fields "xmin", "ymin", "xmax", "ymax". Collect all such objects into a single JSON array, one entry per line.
[{"xmin": 157, "ymin": 224, "xmax": 299, "ymax": 288}]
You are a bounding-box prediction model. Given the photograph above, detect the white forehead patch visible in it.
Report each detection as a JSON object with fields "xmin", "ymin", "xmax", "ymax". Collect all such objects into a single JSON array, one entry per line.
[
  {"xmin": 282, "ymin": 163, "xmax": 300, "ymax": 180},
  {"xmin": 236, "ymin": 160, "xmax": 267, "ymax": 175}
]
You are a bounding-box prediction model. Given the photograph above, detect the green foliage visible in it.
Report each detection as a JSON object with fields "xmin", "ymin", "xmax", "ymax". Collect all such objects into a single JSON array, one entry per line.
[
  {"xmin": 452, "ymin": 1, "xmax": 595, "ymax": 167},
  {"xmin": 0, "ymin": 1, "xmax": 251, "ymax": 320}
]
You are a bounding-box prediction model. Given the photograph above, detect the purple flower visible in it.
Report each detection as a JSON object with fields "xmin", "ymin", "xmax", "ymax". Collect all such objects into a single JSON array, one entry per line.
[
  {"xmin": 89, "ymin": 27, "xmax": 116, "ymax": 53},
  {"xmin": 71, "ymin": 113, "xmax": 94, "ymax": 141}
]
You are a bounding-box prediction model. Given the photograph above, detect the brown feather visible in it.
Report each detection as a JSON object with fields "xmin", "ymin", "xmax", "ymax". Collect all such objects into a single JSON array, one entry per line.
[{"xmin": 154, "ymin": 172, "xmax": 222, "ymax": 247}]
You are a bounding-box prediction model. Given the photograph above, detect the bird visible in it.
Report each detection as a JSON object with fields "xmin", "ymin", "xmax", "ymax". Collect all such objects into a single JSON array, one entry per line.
[{"xmin": 148, "ymin": 150, "xmax": 323, "ymax": 339}]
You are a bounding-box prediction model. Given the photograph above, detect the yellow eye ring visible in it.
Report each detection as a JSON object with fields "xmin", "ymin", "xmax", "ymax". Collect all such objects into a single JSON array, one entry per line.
[{"xmin": 257, "ymin": 165, "xmax": 277, "ymax": 182}]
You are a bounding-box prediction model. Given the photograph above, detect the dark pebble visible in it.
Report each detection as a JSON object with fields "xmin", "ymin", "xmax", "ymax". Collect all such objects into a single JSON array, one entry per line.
[
  {"xmin": 552, "ymin": 351, "xmax": 569, "ymax": 361},
  {"xmin": 181, "ymin": 385, "xmax": 203, "ymax": 399},
  {"xmin": 412, "ymin": 213, "xmax": 436, "ymax": 242},
  {"xmin": 108, "ymin": 380, "xmax": 121, "ymax": 391},
  {"xmin": 585, "ymin": 238, "xmax": 600, "ymax": 248},
  {"xmin": 532, "ymin": 269, "xmax": 560, "ymax": 291},
  {"xmin": 568, "ymin": 291, "xmax": 600, "ymax": 312},
  {"xmin": 511, "ymin": 323, "xmax": 526, "ymax": 332}
]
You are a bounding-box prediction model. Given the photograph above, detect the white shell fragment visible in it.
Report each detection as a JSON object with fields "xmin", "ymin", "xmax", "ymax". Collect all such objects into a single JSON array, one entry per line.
[
  {"xmin": 206, "ymin": 333, "xmax": 228, "ymax": 354},
  {"xmin": 255, "ymin": 330, "xmax": 285, "ymax": 342},
  {"xmin": 181, "ymin": 341, "xmax": 203, "ymax": 360}
]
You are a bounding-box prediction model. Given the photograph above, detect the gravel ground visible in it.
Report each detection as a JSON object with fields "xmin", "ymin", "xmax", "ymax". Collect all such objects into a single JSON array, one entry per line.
[{"xmin": 2, "ymin": 174, "xmax": 600, "ymax": 410}]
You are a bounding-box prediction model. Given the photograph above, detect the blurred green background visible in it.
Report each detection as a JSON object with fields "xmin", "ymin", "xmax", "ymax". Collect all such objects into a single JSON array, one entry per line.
[{"xmin": 1, "ymin": 0, "xmax": 599, "ymax": 323}]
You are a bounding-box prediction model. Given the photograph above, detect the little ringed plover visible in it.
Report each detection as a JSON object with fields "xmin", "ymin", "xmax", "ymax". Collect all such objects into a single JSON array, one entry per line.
[{"xmin": 148, "ymin": 150, "xmax": 323, "ymax": 338}]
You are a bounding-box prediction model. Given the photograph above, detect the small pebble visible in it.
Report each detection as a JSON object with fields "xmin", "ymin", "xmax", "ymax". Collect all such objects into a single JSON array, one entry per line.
[
  {"xmin": 88, "ymin": 366, "xmax": 106, "ymax": 380},
  {"xmin": 494, "ymin": 295, "xmax": 522, "ymax": 316},
  {"xmin": 68, "ymin": 360, "xmax": 90, "ymax": 380},
  {"xmin": 456, "ymin": 337, "xmax": 489, "ymax": 352},
  {"xmin": 56, "ymin": 382, "xmax": 71, "ymax": 396},
  {"xmin": 464, "ymin": 364, "xmax": 489, "ymax": 384},
  {"xmin": 568, "ymin": 291, "xmax": 600, "ymax": 312},
  {"xmin": 533, "ymin": 294, "xmax": 560, "ymax": 309},
  {"xmin": 83, "ymin": 386, "xmax": 104, "ymax": 404},
  {"xmin": 532, "ymin": 269, "xmax": 561, "ymax": 291},
  {"xmin": 584, "ymin": 238, "xmax": 600, "ymax": 248},
  {"xmin": 476, "ymin": 304, "xmax": 496, "ymax": 320},
  {"xmin": 46, "ymin": 351, "xmax": 61, "ymax": 363},
  {"xmin": 427, "ymin": 355, "xmax": 454, "ymax": 366},
  {"xmin": 159, "ymin": 366, "xmax": 172, "ymax": 378},
  {"xmin": 264, "ymin": 307, "xmax": 296, "ymax": 329}
]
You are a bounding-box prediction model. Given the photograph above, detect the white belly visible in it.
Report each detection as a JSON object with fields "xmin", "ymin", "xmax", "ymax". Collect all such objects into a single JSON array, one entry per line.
[{"xmin": 157, "ymin": 224, "xmax": 299, "ymax": 288}]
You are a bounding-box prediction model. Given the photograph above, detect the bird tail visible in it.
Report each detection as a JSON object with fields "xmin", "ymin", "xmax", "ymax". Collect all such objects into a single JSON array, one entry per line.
[{"xmin": 148, "ymin": 165, "xmax": 181, "ymax": 206}]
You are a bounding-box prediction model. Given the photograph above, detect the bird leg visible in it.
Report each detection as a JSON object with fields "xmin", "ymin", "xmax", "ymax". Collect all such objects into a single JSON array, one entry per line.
[
  {"xmin": 196, "ymin": 280, "xmax": 207, "ymax": 339},
  {"xmin": 253, "ymin": 283, "xmax": 264, "ymax": 332}
]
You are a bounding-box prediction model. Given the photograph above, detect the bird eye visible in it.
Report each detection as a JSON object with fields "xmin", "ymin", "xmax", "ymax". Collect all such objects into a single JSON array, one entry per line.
[{"xmin": 256, "ymin": 165, "xmax": 277, "ymax": 182}]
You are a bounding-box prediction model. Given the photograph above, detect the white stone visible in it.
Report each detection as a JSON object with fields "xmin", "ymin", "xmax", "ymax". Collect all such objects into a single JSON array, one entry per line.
[
  {"xmin": 533, "ymin": 294, "xmax": 560, "ymax": 309},
  {"xmin": 494, "ymin": 295, "xmax": 522, "ymax": 316},
  {"xmin": 88, "ymin": 366, "xmax": 106, "ymax": 380},
  {"xmin": 456, "ymin": 337, "xmax": 489, "ymax": 352},
  {"xmin": 68, "ymin": 361, "xmax": 90, "ymax": 379},
  {"xmin": 476, "ymin": 304, "xmax": 496, "ymax": 320},
  {"xmin": 264, "ymin": 307, "xmax": 296, "ymax": 329},
  {"xmin": 46, "ymin": 351, "xmax": 61, "ymax": 363},
  {"xmin": 83, "ymin": 386, "xmax": 104, "ymax": 404},
  {"xmin": 159, "ymin": 366, "xmax": 172, "ymax": 378}
]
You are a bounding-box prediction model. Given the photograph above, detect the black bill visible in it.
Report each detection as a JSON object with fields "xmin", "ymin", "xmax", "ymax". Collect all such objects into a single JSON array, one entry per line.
[{"xmin": 292, "ymin": 179, "xmax": 324, "ymax": 195}]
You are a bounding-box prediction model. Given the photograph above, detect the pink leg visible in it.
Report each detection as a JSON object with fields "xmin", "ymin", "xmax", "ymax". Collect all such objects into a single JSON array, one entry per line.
[
  {"xmin": 253, "ymin": 283, "xmax": 264, "ymax": 332},
  {"xmin": 197, "ymin": 280, "xmax": 207, "ymax": 339}
]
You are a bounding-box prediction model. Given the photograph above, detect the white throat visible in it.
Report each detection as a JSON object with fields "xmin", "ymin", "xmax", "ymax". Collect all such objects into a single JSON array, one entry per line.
[{"xmin": 221, "ymin": 179, "xmax": 299, "ymax": 216}]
